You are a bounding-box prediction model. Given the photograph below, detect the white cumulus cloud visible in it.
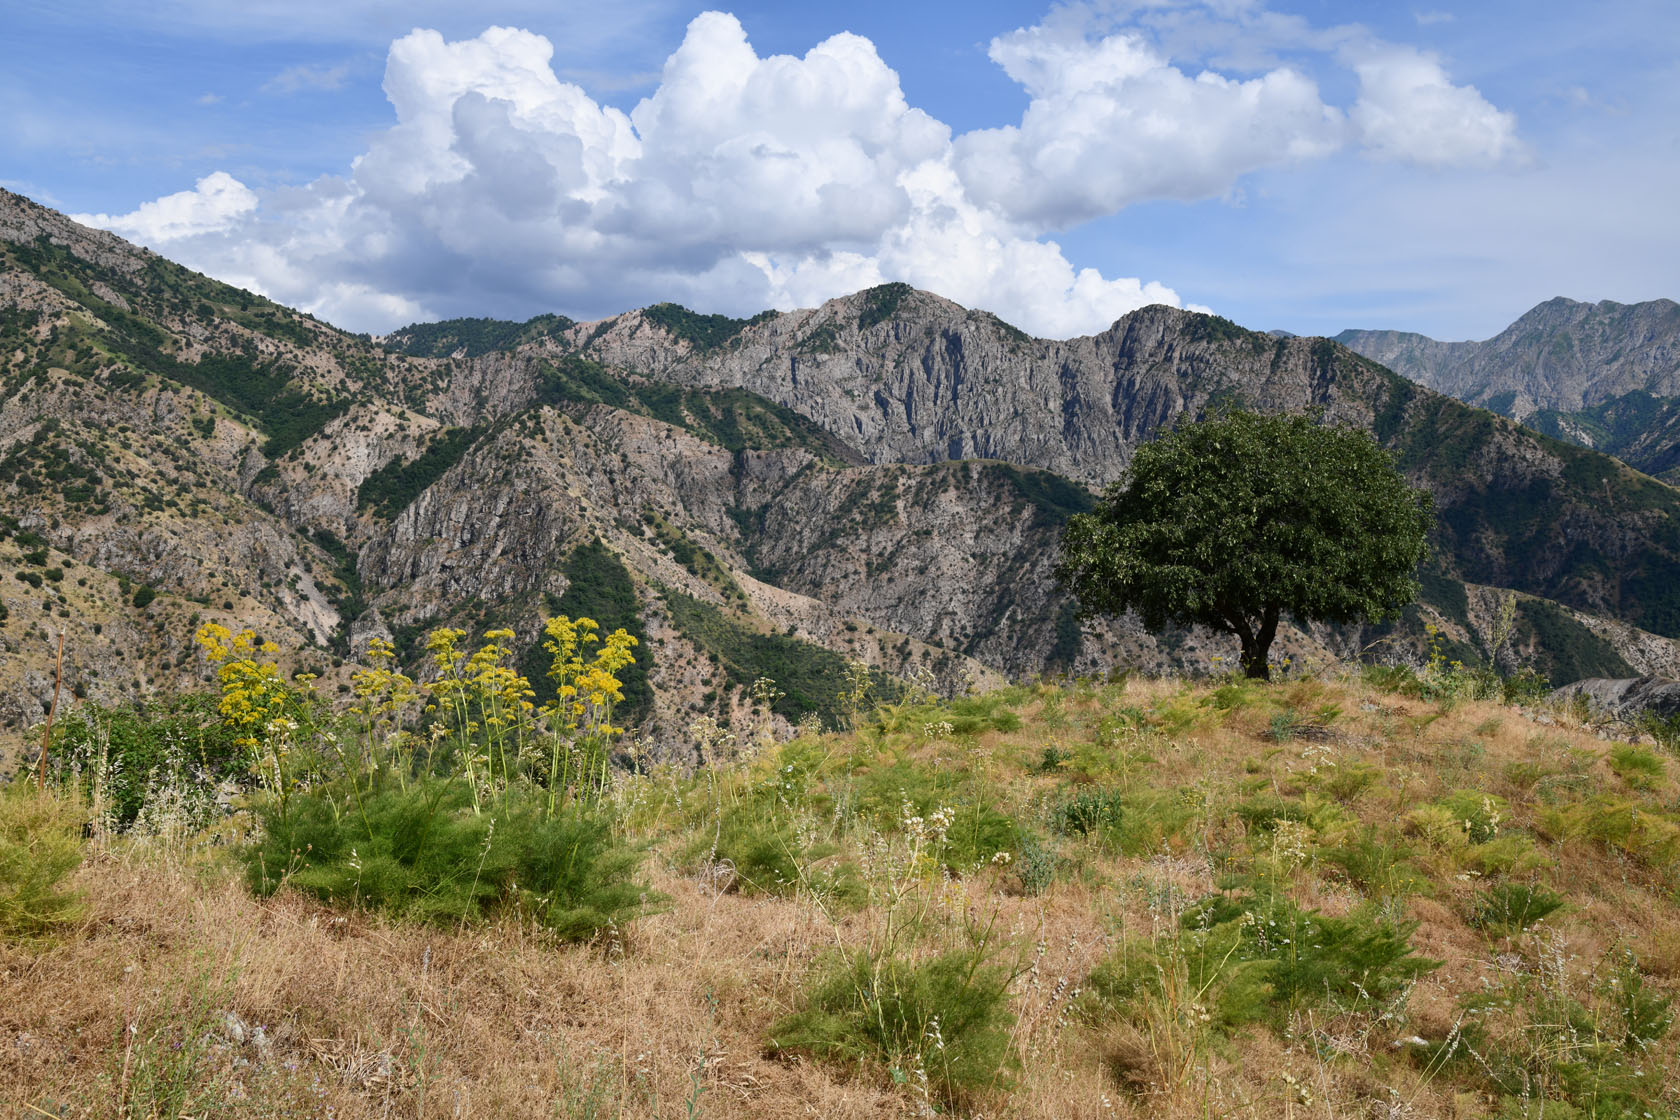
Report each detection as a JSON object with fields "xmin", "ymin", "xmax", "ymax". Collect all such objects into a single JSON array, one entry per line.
[
  {"xmin": 75, "ymin": 171, "xmax": 256, "ymax": 243},
  {"xmin": 74, "ymin": 16, "xmax": 1202, "ymax": 337},
  {"xmin": 73, "ymin": 8, "xmax": 1523, "ymax": 339},
  {"xmin": 954, "ymin": 23, "xmax": 1345, "ymax": 227},
  {"xmin": 1349, "ymin": 45, "xmax": 1523, "ymax": 167}
]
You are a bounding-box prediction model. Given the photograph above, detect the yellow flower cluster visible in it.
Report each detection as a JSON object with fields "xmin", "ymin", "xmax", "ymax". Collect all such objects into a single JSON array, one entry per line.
[
  {"xmin": 544, "ymin": 616, "xmax": 638, "ymax": 737},
  {"xmin": 194, "ymin": 622, "xmax": 300, "ymax": 750},
  {"xmin": 421, "ymin": 626, "xmax": 543, "ymax": 810},
  {"xmin": 466, "ymin": 629, "xmax": 538, "ymax": 732},
  {"xmin": 421, "ymin": 628, "xmax": 536, "ymax": 731},
  {"xmin": 348, "ymin": 636, "xmax": 417, "ymax": 767},
  {"xmin": 350, "ymin": 637, "xmax": 416, "ymax": 719},
  {"xmin": 190, "ymin": 614, "xmax": 639, "ymax": 817}
]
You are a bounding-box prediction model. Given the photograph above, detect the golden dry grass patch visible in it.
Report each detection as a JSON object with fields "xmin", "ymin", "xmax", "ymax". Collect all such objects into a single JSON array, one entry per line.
[{"xmin": 8, "ymin": 669, "xmax": 1680, "ymax": 1118}]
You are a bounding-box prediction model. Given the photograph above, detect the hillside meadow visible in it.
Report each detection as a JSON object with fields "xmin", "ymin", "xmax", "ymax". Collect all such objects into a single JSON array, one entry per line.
[{"xmin": 3, "ymin": 643, "xmax": 1679, "ymax": 1119}]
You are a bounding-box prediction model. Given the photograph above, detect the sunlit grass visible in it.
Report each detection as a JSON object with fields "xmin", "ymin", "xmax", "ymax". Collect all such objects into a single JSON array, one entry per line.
[{"xmin": 6, "ymin": 649, "xmax": 1680, "ymax": 1118}]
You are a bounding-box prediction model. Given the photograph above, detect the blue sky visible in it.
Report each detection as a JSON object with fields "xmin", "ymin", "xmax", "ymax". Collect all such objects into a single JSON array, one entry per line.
[{"xmin": 5, "ymin": 1, "xmax": 1676, "ymax": 340}]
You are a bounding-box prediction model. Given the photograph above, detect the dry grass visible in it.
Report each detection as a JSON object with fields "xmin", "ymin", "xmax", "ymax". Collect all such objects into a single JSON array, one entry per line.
[
  {"xmin": 4, "ymin": 851, "xmax": 908, "ymax": 1119},
  {"xmin": 4, "ymin": 670, "xmax": 1679, "ymax": 1119}
]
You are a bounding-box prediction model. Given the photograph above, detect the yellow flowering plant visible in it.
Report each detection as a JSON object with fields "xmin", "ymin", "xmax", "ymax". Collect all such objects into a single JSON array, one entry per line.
[
  {"xmin": 541, "ymin": 616, "xmax": 638, "ymax": 811},
  {"xmin": 194, "ymin": 622, "xmax": 318, "ymax": 814},
  {"xmin": 348, "ymin": 636, "xmax": 418, "ymax": 783},
  {"xmin": 468, "ymin": 628, "xmax": 538, "ymax": 786},
  {"xmin": 421, "ymin": 626, "xmax": 538, "ymax": 813}
]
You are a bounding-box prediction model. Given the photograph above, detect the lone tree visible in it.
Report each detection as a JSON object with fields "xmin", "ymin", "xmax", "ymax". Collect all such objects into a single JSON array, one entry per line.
[{"xmin": 1056, "ymin": 410, "xmax": 1433, "ymax": 680}]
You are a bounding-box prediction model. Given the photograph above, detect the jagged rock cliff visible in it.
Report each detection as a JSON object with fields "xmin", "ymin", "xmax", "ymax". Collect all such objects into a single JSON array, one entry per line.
[
  {"xmin": 1338, "ymin": 297, "xmax": 1680, "ymax": 481},
  {"xmin": 1552, "ymin": 676, "xmax": 1680, "ymax": 725},
  {"xmin": 1339, "ymin": 297, "xmax": 1680, "ymax": 414},
  {"xmin": 570, "ymin": 291, "xmax": 1381, "ymax": 486}
]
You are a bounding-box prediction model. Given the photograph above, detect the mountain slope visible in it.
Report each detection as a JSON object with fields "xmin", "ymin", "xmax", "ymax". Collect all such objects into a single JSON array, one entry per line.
[
  {"xmin": 541, "ymin": 290, "xmax": 1680, "ymax": 647},
  {"xmin": 1338, "ymin": 297, "xmax": 1680, "ymax": 481},
  {"xmin": 4, "ymin": 189, "xmax": 1679, "ymax": 746}
]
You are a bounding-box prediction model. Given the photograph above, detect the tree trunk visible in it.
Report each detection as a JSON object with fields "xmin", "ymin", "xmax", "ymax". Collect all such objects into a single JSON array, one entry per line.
[
  {"xmin": 1237, "ymin": 606, "xmax": 1281, "ymax": 680},
  {"xmin": 1239, "ymin": 636, "xmax": 1270, "ymax": 680}
]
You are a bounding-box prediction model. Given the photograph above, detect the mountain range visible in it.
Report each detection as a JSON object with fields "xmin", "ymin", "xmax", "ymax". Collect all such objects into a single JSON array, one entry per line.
[
  {"xmin": 1338, "ymin": 297, "xmax": 1680, "ymax": 482},
  {"xmin": 2, "ymin": 187, "xmax": 1678, "ymax": 747}
]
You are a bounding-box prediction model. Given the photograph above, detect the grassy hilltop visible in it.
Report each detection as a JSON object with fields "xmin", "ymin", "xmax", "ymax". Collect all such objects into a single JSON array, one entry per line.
[{"xmin": 4, "ymin": 651, "xmax": 1680, "ymax": 1118}]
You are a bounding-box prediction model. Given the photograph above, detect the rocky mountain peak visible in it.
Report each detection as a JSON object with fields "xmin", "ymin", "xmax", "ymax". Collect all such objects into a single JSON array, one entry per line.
[{"xmin": 1338, "ymin": 294, "xmax": 1680, "ymax": 481}]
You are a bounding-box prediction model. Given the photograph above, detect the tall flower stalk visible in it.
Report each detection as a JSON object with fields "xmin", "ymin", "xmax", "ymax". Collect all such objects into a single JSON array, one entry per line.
[
  {"xmin": 194, "ymin": 623, "xmax": 317, "ymax": 819},
  {"xmin": 542, "ymin": 616, "xmax": 638, "ymax": 814}
]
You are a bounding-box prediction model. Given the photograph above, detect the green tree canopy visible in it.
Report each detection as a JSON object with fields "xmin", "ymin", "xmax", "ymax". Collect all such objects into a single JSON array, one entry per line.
[{"xmin": 1056, "ymin": 410, "xmax": 1433, "ymax": 679}]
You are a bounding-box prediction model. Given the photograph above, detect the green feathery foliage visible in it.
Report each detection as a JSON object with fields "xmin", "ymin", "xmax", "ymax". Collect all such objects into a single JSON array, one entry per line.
[
  {"xmin": 246, "ymin": 777, "xmax": 660, "ymax": 941},
  {"xmin": 0, "ymin": 785, "xmax": 86, "ymax": 942},
  {"xmin": 771, "ymin": 945, "xmax": 1018, "ymax": 1104}
]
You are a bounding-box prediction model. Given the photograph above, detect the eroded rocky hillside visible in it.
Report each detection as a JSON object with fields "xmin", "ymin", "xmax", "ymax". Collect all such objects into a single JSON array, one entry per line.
[
  {"xmin": 3, "ymin": 188, "xmax": 1678, "ymax": 749},
  {"xmin": 1339, "ymin": 297, "xmax": 1680, "ymax": 482}
]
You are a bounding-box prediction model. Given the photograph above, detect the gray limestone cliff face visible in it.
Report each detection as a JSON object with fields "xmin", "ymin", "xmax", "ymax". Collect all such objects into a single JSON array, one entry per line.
[
  {"xmin": 348, "ymin": 405, "xmax": 1090, "ymax": 669},
  {"xmin": 1552, "ymin": 676, "xmax": 1680, "ymax": 724},
  {"xmin": 0, "ymin": 188, "xmax": 150, "ymax": 277},
  {"xmin": 571, "ymin": 293, "xmax": 1385, "ymax": 486},
  {"xmin": 1338, "ymin": 298, "xmax": 1680, "ymax": 483},
  {"xmin": 734, "ymin": 457, "xmax": 1140, "ymax": 677},
  {"xmin": 1338, "ymin": 297, "xmax": 1680, "ymax": 416}
]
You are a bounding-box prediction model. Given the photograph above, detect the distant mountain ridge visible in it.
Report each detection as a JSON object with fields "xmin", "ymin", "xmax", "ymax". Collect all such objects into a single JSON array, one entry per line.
[
  {"xmin": 4, "ymin": 187, "xmax": 1680, "ymax": 746},
  {"xmin": 339, "ymin": 288, "xmax": 1680, "ymax": 679},
  {"xmin": 1338, "ymin": 297, "xmax": 1680, "ymax": 481}
]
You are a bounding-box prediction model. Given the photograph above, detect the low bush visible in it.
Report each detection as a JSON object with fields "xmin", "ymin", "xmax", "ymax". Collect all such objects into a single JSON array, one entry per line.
[
  {"xmin": 940, "ymin": 799, "xmax": 1019, "ymax": 871},
  {"xmin": 1464, "ymin": 832, "xmax": 1547, "ymax": 876},
  {"xmin": 1087, "ymin": 913, "xmax": 1276, "ymax": 1037},
  {"xmin": 1314, "ymin": 761, "xmax": 1381, "ymax": 803},
  {"xmin": 1049, "ymin": 787, "xmax": 1124, "ymax": 840},
  {"xmin": 846, "ymin": 759, "xmax": 1017, "ymax": 869},
  {"xmin": 1182, "ymin": 891, "xmax": 1439, "ymax": 1012},
  {"xmin": 698, "ymin": 812, "xmax": 862, "ymax": 905},
  {"xmin": 1036, "ymin": 744, "xmax": 1072, "ymax": 773},
  {"xmin": 770, "ymin": 945, "xmax": 1018, "ymax": 1104},
  {"xmin": 1436, "ymin": 790, "xmax": 1510, "ymax": 845},
  {"xmin": 1610, "ymin": 954, "xmax": 1675, "ymax": 1051},
  {"xmin": 1326, "ymin": 829, "xmax": 1427, "ymax": 898},
  {"xmin": 1012, "ymin": 831, "xmax": 1057, "ymax": 896},
  {"xmin": 47, "ymin": 693, "xmax": 248, "ymax": 829},
  {"xmin": 1233, "ymin": 793, "xmax": 1307, "ymax": 834},
  {"xmin": 1536, "ymin": 795, "xmax": 1680, "ymax": 866},
  {"xmin": 702, "ymin": 813, "xmax": 802, "ymax": 894},
  {"xmin": 1469, "ymin": 882, "xmax": 1566, "ymax": 934},
  {"xmin": 0, "ymin": 785, "xmax": 86, "ymax": 941},
  {"xmin": 246, "ymin": 777, "xmax": 660, "ymax": 940},
  {"xmin": 937, "ymin": 693, "xmax": 1022, "ymax": 737},
  {"xmin": 1639, "ymin": 712, "xmax": 1680, "ymax": 752},
  {"xmin": 1501, "ymin": 667, "xmax": 1551, "ymax": 705},
  {"xmin": 1266, "ymin": 710, "xmax": 1301, "ymax": 742},
  {"xmin": 1362, "ymin": 663, "xmax": 1421, "ymax": 696},
  {"xmin": 1207, "ymin": 681, "xmax": 1262, "ymax": 713},
  {"xmin": 1112, "ymin": 789, "xmax": 1198, "ymax": 855},
  {"xmin": 1609, "ymin": 743, "xmax": 1665, "ymax": 789}
]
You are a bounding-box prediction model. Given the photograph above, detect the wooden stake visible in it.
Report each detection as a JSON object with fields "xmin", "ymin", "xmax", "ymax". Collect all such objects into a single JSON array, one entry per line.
[{"xmin": 38, "ymin": 632, "xmax": 64, "ymax": 793}]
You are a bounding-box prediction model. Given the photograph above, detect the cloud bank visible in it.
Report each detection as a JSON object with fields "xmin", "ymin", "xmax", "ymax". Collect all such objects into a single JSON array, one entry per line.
[{"xmin": 77, "ymin": 8, "xmax": 1522, "ymax": 337}]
